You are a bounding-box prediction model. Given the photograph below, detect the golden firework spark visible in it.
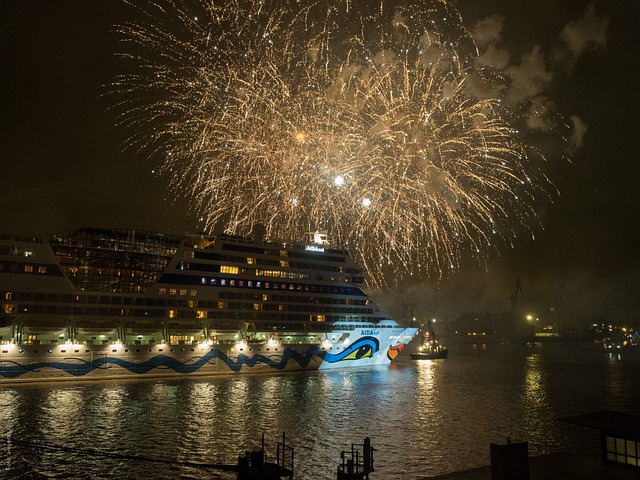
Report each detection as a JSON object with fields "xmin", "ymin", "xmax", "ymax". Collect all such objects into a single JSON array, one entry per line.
[{"xmin": 112, "ymin": 0, "xmax": 557, "ymax": 287}]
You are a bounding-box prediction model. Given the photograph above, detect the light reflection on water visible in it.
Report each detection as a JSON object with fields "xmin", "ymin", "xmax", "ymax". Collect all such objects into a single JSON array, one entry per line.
[{"xmin": 2, "ymin": 343, "xmax": 640, "ymax": 479}]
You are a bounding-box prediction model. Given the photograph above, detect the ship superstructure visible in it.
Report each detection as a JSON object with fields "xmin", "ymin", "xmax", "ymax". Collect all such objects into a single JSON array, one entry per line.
[{"xmin": 0, "ymin": 228, "xmax": 417, "ymax": 381}]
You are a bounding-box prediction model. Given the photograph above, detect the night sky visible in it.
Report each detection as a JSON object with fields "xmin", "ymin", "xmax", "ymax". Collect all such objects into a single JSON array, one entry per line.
[{"xmin": 1, "ymin": 1, "xmax": 638, "ymax": 326}]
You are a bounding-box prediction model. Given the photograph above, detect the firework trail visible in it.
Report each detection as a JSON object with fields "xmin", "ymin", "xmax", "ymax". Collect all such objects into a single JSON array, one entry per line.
[{"xmin": 112, "ymin": 0, "xmax": 558, "ymax": 286}]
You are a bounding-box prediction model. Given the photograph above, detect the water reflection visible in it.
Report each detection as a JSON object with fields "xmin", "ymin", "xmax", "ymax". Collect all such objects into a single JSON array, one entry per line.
[
  {"xmin": 523, "ymin": 354, "xmax": 547, "ymax": 408},
  {"xmin": 413, "ymin": 360, "xmax": 436, "ymax": 426},
  {"xmin": 604, "ymin": 351, "xmax": 638, "ymax": 412},
  {"xmin": 520, "ymin": 353, "xmax": 555, "ymax": 450}
]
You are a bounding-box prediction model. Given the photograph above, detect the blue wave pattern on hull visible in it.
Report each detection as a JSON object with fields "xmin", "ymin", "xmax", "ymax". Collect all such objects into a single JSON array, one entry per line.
[{"xmin": 0, "ymin": 346, "xmax": 327, "ymax": 379}]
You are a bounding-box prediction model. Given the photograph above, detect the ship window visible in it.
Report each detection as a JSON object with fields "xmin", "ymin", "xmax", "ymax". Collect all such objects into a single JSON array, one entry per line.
[
  {"xmin": 179, "ymin": 289, "xmax": 187, "ymax": 296},
  {"xmin": 60, "ymin": 350, "xmax": 66, "ymax": 353},
  {"xmin": 169, "ymin": 289, "xmax": 176, "ymax": 296},
  {"xmin": 190, "ymin": 289, "xmax": 197, "ymax": 296},
  {"xmin": 159, "ymin": 288, "xmax": 167, "ymax": 295},
  {"xmin": 125, "ymin": 349, "xmax": 129, "ymax": 353},
  {"xmin": 24, "ymin": 265, "xmax": 34, "ymax": 273},
  {"xmin": 38, "ymin": 266, "xmax": 47, "ymax": 274}
]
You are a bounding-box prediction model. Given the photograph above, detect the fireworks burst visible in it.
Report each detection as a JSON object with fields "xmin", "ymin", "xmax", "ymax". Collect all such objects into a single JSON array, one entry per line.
[{"xmin": 112, "ymin": 0, "xmax": 559, "ymax": 287}]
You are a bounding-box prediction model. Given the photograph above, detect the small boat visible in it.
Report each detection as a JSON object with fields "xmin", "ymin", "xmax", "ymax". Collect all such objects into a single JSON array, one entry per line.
[{"xmin": 410, "ymin": 321, "xmax": 448, "ymax": 360}]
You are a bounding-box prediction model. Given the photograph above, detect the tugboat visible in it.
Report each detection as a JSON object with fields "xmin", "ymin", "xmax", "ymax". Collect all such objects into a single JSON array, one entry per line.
[{"xmin": 410, "ymin": 320, "xmax": 448, "ymax": 360}]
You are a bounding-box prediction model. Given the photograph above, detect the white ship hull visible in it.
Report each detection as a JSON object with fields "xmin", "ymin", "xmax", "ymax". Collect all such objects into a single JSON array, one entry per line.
[{"xmin": 0, "ymin": 326, "xmax": 417, "ymax": 382}]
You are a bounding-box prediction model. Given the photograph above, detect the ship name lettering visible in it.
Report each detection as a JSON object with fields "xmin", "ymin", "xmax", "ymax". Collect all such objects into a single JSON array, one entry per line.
[{"xmin": 361, "ymin": 329, "xmax": 379, "ymax": 336}]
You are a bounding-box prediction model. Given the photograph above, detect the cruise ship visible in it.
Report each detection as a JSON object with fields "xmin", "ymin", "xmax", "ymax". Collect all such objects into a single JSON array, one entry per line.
[{"xmin": 0, "ymin": 228, "xmax": 417, "ymax": 382}]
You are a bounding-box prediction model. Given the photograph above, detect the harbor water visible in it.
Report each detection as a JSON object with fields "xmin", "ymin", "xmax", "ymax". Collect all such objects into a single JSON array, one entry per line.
[{"xmin": 2, "ymin": 341, "xmax": 640, "ymax": 479}]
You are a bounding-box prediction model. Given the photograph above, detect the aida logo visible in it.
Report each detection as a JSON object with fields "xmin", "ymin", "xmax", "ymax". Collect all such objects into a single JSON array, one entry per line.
[
  {"xmin": 305, "ymin": 245, "xmax": 325, "ymax": 252},
  {"xmin": 360, "ymin": 330, "xmax": 379, "ymax": 336}
]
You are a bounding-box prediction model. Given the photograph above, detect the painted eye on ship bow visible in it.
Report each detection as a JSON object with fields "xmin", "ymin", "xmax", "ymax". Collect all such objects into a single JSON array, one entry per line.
[{"xmin": 343, "ymin": 344, "xmax": 373, "ymax": 360}]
